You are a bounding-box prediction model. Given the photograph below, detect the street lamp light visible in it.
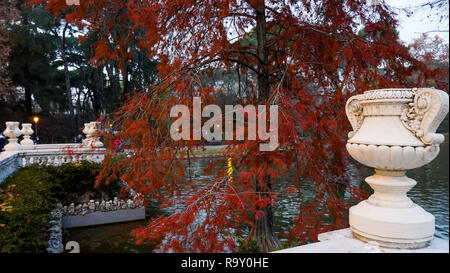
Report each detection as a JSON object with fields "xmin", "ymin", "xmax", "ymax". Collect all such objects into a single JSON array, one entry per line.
[{"xmin": 33, "ymin": 116, "xmax": 39, "ymax": 138}]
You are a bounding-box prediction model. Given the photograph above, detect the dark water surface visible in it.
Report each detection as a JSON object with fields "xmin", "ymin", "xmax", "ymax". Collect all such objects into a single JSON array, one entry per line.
[{"xmin": 68, "ymin": 143, "xmax": 449, "ymax": 252}]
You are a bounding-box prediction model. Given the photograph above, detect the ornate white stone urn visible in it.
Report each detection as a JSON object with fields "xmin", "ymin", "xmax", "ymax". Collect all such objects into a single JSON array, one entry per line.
[
  {"xmin": 87, "ymin": 121, "xmax": 103, "ymax": 148},
  {"xmin": 82, "ymin": 123, "xmax": 91, "ymax": 146},
  {"xmin": 346, "ymin": 88, "xmax": 449, "ymax": 249},
  {"xmin": 3, "ymin": 121, "xmax": 22, "ymax": 151},
  {"xmin": 20, "ymin": 123, "xmax": 34, "ymax": 146}
]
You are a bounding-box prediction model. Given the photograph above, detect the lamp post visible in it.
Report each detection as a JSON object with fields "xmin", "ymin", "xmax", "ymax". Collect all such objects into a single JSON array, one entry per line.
[{"xmin": 33, "ymin": 116, "xmax": 39, "ymax": 139}]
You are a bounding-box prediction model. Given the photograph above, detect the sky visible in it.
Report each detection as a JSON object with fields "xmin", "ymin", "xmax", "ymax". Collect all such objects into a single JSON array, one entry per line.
[{"xmin": 385, "ymin": 0, "xmax": 449, "ymax": 44}]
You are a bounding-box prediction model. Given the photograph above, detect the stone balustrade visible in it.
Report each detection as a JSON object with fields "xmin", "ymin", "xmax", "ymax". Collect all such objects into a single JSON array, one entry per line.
[
  {"xmin": 0, "ymin": 152, "xmax": 22, "ymax": 183},
  {"xmin": 0, "ymin": 121, "xmax": 105, "ymax": 183},
  {"xmin": 64, "ymin": 195, "xmax": 144, "ymax": 216},
  {"xmin": 0, "ymin": 120, "xmax": 145, "ymax": 253},
  {"xmin": 20, "ymin": 147, "xmax": 105, "ymax": 167}
]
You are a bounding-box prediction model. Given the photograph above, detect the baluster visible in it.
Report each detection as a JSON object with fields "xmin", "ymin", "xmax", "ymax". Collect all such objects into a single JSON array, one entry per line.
[
  {"xmin": 49, "ymin": 155, "xmax": 55, "ymax": 166},
  {"xmin": 20, "ymin": 123, "xmax": 34, "ymax": 148},
  {"xmin": 3, "ymin": 121, "xmax": 22, "ymax": 151}
]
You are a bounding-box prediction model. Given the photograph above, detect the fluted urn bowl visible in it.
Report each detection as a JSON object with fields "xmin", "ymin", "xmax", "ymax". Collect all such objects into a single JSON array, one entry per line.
[
  {"xmin": 346, "ymin": 88, "xmax": 447, "ymax": 171},
  {"xmin": 345, "ymin": 88, "xmax": 449, "ymax": 249},
  {"xmin": 346, "ymin": 143, "xmax": 439, "ymax": 171}
]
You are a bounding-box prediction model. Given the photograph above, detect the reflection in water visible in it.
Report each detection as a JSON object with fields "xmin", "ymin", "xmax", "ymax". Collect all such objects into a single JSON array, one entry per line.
[
  {"xmin": 227, "ymin": 157, "xmax": 233, "ymax": 183},
  {"xmin": 66, "ymin": 221, "xmax": 154, "ymax": 253},
  {"xmin": 68, "ymin": 144, "xmax": 449, "ymax": 252},
  {"xmin": 409, "ymin": 143, "xmax": 449, "ymax": 239}
]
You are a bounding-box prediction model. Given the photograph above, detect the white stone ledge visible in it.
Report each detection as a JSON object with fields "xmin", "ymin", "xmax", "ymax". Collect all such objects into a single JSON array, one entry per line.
[
  {"xmin": 62, "ymin": 207, "xmax": 145, "ymax": 228},
  {"xmin": 273, "ymin": 228, "xmax": 449, "ymax": 253},
  {"xmin": 23, "ymin": 143, "xmax": 82, "ymax": 150},
  {"xmin": 0, "ymin": 151, "xmax": 21, "ymax": 183},
  {"xmin": 0, "ymin": 147, "xmax": 106, "ymax": 183}
]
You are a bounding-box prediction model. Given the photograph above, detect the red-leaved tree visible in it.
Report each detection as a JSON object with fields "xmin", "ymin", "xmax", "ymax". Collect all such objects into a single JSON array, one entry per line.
[
  {"xmin": 0, "ymin": 0, "xmax": 20, "ymax": 95},
  {"xmin": 29, "ymin": 0, "xmax": 447, "ymax": 252}
]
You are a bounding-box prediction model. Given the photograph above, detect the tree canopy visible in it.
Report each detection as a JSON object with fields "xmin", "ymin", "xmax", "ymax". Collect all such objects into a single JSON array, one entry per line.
[
  {"xmin": 20, "ymin": 0, "xmax": 450, "ymax": 252},
  {"xmin": 1, "ymin": 0, "xmax": 159, "ymax": 142}
]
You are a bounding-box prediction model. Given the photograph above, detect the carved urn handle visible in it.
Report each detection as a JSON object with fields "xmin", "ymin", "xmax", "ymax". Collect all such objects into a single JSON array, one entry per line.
[
  {"xmin": 400, "ymin": 88, "xmax": 449, "ymax": 145},
  {"xmin": 345, "ymin": 96, "xmax": 363, "ymax": 139}
]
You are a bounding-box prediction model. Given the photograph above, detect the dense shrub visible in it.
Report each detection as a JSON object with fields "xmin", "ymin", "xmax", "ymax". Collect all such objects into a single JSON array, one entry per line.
[
  {"xmin": 0, "ymin": 161, "xmax": 120, "ymax": 253},
  {"xmin": 45, "ymin": 161, "xmax": 121, "ymax": 204},
  {"xmin": 0, "ymin": 166, "xmax": 56, "ymax": 253}
]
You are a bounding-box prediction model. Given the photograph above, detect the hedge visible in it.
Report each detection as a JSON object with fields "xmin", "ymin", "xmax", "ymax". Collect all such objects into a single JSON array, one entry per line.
[{"xmin": 0, "ymin": 161, "xmax": 119, "ymax": 253}]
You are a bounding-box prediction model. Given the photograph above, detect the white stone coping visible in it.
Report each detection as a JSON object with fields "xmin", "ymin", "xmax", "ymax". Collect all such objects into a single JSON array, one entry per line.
[
  {"xmin": 62, "ymin": 207, "xmax": 145, "ymax": 228},
  {"xmin": 0, "ymin": 151, "xmax": 22, "ymax": 183},
  {"xmin": 0, "ymin": 147, "xmax": 106, "ymax": 184},
  {"xmin": 23, "ymin": 143, "xmax": 83, "ymax": 150},
  {"xmin": 0, "ymin": 151, "xmax": 20, "ymax": 165},
  {"xmin": 273, "ymin": 228, "xmax": 449, "ymax": 253},
  {"xmin": 20, "ymin": 147, "xmax": 106, "ymax": 157}
]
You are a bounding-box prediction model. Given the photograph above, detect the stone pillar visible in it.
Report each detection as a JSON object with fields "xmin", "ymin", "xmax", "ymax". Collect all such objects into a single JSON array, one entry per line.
[
  {"xmin": 345, "ymin": 88, "xmax": 449, "ymax": 249},
  {"xmin": 20, "ymin": 123, "xmax": 34, "ymax": 147},
  {"xmin": 3, "ymin": 122, "xmax": 22, "ymax": 151}
]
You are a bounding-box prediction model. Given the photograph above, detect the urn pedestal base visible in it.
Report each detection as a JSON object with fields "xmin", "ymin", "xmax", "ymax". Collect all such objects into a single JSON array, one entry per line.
[
  {"xmin": 4, "ymin": 142, "xmax": 22, "ymax": 152},
  {"xmin": 272, "ymin": 228, "xmax": 448, "ymax": 253},
  {"xmin": 350, "ymin": 200, "xmax": 434, "ymax": 249}
]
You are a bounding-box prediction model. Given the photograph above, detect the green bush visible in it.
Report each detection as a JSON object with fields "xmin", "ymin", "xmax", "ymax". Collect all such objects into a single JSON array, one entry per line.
[
  {"xmin": 45, "ymin": 161, "xmax": 121, "ymax": 204},
  {"xmin": 0, "ymin": 166, "xmax": 56, "ymax": 253},
  {"xmin": 237, "ymin": 237, "xmax": 262, "ymax": 253},
  {"xmin": 0, "ymin": 161, "xmax": 120, "ymax": 253}
]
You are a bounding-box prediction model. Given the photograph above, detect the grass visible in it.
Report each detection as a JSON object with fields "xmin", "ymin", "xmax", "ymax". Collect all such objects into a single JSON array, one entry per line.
[{"xmin": 174, "ymin": 145, "xmax": 228, "ymax": 157}]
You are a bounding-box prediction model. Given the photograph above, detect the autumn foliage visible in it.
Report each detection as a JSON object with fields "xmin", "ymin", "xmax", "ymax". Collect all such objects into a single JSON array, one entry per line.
[
  {"xmin": 0, "ymin": 0, "xmax": 20, "ymax": 95},
  {"xmin": 28, "ymin": 0, "xmax": 448, "ymax": 252}
]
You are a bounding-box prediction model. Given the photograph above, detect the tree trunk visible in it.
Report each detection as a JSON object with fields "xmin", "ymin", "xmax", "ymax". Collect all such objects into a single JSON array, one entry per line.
[
  {"xmin": 25, "ymin": 86, "xmax": 32, "ymax": 117},
  {"xmin": 60, "ymin": 23, "xmax": 76, "ymax": 134},
  {"xmin": 246, "ymin": 0, "xmax": 281, "ymax": 253},
  {"xmin": 255, "ymin": 0, "xmax": 270, "ymax": 101},
  {"xmin": 247, "ymin": 202, "xmax": 280, "ymax": 252},
  {"xmin": 92, "ymin": 67, "xmax": 103, "ymax": 116},
  {"xmin": 247, "ymin": 174, "xmax": 281, "ymax": 252},
  {"xmin": 23, "ymin": 15, "xmax": 32, "ymax": 118},
  {"xmin": 105, "ymin": 62, "xmax": 122, "ymax": 113},
  {"xmin": 123, "ymin": 64, "xmax": 129, "ymax": 95}
]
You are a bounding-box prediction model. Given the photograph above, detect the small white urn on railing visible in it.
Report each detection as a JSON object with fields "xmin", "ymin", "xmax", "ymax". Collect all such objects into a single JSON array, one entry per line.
[
  {"xmin": 89, "ymin": 121, "xmax": 104, "ymax": 148},
  {"xmin": 3, "ymin": 122, "xmax": 22, "ymax": 151},
  {"xmin": 84, "ymin": 121, "xmax": 103, "ymax": 148},
  {"xmin": 346, "ymin": 88, "xmax": 449, "ymax": 249},
  {"xmin": 82, "ymin": 122, "xmax": 92, "ymax": 146},
  {"xmin": 20, "ymin": 123, "xmax": 34, "ymax": 147}
]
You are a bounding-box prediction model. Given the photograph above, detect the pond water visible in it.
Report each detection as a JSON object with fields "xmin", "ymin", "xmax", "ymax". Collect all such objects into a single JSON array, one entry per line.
[{"xmin": 67, "ymin": 143, "xmax": 449, "ymax": 252}]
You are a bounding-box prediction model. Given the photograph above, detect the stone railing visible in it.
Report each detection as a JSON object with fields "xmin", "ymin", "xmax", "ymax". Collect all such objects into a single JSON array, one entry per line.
[
  {"xmin": 61, "ymin": 194, "xmax": 146, "ymax": 229},
  {"xmin": 0, "ymin": 121, "xmax": 105, "ymax": 183},
  {"xmin": 64, "ymin": 196, "xmax": 144, "ymax": 216},
  {"xmin": 0, "ymin": 120, "xmax": 146, "ymax": 253},
  {"xmin": 0, "ymin": 152, "xmax": 22, "ymax": 183},
  {"xmin": 20, "ymin": 146, "xmax": 105, "ymax": 167}
]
